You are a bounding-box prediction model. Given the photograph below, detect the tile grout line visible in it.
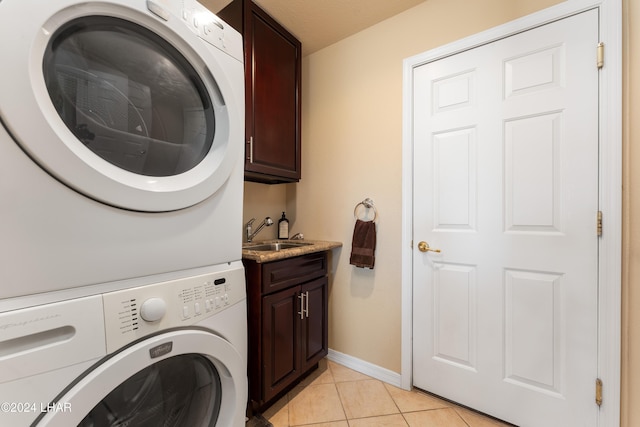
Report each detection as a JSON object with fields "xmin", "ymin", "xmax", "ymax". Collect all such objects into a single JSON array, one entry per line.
[
  {"xmin": 267, "ymin": 359, "xmax": 510, "ymax": 427},
  {"xmin": 453, "ymin": 406, "xmax": 472, "ymax": 427},
  {"xmin": 327, "ymin": 361, "xmax": 350, "ymax": 426},
  {"xmin": 382, "ymin": 378, "xmax": 408, "ymax": 426},
  {"xmin": 286, "ymin": 390, "xmax": 290, "ymax": 427}
]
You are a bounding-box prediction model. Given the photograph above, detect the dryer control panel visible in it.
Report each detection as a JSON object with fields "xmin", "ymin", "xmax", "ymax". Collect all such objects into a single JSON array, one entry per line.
[
  {"xmin": 102, "ymin": 265, "xmax": 245, "ymax": 353},
  {"xmin": 146, "ymin": 0, "xmax": 243, "ymax": 62}
]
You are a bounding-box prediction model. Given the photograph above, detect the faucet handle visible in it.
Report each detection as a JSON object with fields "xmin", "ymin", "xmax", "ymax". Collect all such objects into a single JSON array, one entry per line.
[{"xmin": 246, "ymin": 218, "xmax": 256, "ymax": 226}]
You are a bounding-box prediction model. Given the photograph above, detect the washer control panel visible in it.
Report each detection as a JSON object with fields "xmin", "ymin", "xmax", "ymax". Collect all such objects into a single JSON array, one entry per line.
[{"xmin": 102, "ymin": 265, "xmax": 245, "ymax": 353}]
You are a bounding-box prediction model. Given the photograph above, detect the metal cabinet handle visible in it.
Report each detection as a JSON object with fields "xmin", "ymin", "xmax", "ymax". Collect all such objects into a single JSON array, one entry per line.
[
  {"xmin": 304, "ymin": 291, "xmax": 309, "ymax": 318},
  {"xmin": 247, "ymin": 136, "xmax": 254, "ymax": 163},
  {"xmin": 298, "ymin": 293, "xmax": 305, "ymax": 320}
]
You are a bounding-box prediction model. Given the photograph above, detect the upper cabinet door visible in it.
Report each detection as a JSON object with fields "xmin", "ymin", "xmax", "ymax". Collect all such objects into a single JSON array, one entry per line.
[{"xmin": 219, "ymin": 0, "xmax": 302, "ymax": 183}]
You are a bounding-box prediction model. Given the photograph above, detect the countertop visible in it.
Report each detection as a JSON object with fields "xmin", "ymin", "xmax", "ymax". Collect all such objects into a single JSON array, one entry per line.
[{"xmin": 242, "ymin": 239, "xmax": 342, "ymax": 263}]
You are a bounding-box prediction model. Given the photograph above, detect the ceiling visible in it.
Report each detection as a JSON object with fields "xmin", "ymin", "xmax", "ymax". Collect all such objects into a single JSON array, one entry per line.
[{"xmin": 206, "ymin": 0, "xmax": 426, "ymax": 55}]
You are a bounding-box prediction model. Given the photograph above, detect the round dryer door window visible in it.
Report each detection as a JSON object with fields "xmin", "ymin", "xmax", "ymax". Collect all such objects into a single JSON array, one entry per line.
[
  {"xmin": 44, "ymin": 17, "xmax": 216, "ymax": 178},
  {"xmin": 0, "ymin": 2, "xmax": 244, "ymax": 212}
]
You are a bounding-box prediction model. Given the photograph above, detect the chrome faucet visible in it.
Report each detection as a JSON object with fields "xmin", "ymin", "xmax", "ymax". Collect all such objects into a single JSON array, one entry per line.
[{"xmin": 245, "ymin": 217, "xmax": 273, "ymax": 242}]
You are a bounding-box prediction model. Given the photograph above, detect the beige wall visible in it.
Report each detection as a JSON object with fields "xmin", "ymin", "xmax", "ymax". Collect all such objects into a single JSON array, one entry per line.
[
  {"xmin": 244, "ymin": 0, "xmax": 640, "ymax": 423},
  {"xmin": 290, "ymin": 0, "xmax": 561, "ymax": 373},
  {"xmin": 243, "ymin": 182, "xmax": 287, "ymax": 241}
]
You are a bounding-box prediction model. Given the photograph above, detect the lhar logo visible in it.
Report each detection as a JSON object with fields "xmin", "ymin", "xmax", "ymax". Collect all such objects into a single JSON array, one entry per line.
[{"xmin": 149, "ymin": 342, "xmax": 173, "ymax": 359}]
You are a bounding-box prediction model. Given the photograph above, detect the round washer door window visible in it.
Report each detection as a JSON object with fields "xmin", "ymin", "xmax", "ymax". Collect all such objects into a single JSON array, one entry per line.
[
  {"xmin": 33, "ymin": 330, "xmax": 246, "ymax": 426},
  {"xmin": 0, "ymin": 3, "xmax": 243, "ymax": 212},
  {"xmin": 79, "ymin": 354, "xmax": 222, "ymax": 426}
]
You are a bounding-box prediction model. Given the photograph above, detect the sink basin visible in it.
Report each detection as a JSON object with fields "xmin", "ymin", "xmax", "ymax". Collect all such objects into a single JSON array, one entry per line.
[{"xmin": 244, "ymin": 242, "xmax": 312, "ymax": 252}]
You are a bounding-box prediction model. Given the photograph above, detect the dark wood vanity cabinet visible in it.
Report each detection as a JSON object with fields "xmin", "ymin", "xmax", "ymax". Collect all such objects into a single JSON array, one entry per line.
[
  {"xmin": 243, "ymin": 252, "xmax": 328, "ymax": 411},
  {"xmin": 218, "ymin": 0, "xmax": 302, "ymax": 183}
]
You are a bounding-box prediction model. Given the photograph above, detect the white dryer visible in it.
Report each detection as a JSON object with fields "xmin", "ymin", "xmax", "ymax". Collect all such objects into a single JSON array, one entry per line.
[
  {"xmin": 0, "ymin": 262, "xmax": 247, "ymax": 427},
  {"xmin": 0, "ymin": 0, "xmax": 245, "ymax": 299}
]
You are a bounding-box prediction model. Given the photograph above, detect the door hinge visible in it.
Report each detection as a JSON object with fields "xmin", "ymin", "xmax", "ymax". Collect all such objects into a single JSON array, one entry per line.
[
  {"xmin": 597, "ymin": 211, "xmax": 603, "ymax": 237},
  {"xmin": 596, "ymin": 378, "xmax": 603, "ymax": 406},
  {"xmin": 597, "ymin": 42, "xmax": 605, "ymax": 69}
]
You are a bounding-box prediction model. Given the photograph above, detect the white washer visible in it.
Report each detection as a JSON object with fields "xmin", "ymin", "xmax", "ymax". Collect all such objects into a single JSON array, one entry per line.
[
  {"xmin": 0, "ymin": 0, "xmax": 245, "ymax": 299},
  {"xmin": 0, "ymin": 262, "xmax": 247, "ymax": 426}
]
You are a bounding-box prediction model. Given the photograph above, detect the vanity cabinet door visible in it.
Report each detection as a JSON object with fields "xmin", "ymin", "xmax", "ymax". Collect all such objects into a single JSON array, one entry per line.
[
  {"xmin": 261, "ymin": 278, "xmax": 328, "ymax": 404},
  {"xmin": 262, "ymin": 285, "xmax": 300, "ymax": 402},
  {"xmin": 300, "ymin": 277, "xmax": 328, "ymax": 371}
]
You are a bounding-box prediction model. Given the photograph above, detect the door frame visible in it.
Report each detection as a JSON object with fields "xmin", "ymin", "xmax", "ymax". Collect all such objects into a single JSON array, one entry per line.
[{"xmin": 401, "ymin": 1, "xmax": 622, "ymax": 426}]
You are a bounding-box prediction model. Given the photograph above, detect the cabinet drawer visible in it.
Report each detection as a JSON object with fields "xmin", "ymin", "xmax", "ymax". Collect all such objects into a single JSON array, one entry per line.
[{"xmin": 262, "ymin": 252, "xmax": 327, "ymax": 294}]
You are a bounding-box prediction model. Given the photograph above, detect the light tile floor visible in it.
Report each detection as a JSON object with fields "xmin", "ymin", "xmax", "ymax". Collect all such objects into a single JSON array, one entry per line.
[{"xmin": 260, "ymin": 359, "xmax": 515, "ymax": 427}]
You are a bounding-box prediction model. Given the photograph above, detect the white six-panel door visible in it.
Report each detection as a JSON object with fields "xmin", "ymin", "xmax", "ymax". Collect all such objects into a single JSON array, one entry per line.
[{"xmin": 412, "ymin": 9, "xmax": 599, "ymax": 427}]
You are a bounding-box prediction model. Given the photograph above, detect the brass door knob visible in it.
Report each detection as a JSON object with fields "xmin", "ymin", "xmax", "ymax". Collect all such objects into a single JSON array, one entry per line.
[{"xmin": 418, "ymin": 241, "xmax": 441, "ymax": 253}]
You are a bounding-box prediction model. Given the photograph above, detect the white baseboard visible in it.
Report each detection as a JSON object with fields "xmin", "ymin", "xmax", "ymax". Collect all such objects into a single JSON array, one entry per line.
[{"xmin": 327, "ymin": 349, "xmax": 403, "ymax": 388}]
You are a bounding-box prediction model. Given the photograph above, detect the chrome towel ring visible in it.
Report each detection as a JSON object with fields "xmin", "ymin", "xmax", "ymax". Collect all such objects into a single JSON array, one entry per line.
[{"xmin": 354, "ymin": 198, "xmax": 378, "ymax": 222}]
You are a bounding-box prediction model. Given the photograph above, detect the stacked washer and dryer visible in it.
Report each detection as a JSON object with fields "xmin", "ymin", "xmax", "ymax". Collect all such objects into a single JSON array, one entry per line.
[{"xmin": 0, "ymin": 0, "xmax": 248, "ymax": 425}]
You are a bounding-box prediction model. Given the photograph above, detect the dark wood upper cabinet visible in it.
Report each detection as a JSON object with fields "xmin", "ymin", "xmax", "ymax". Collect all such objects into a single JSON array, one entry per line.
[{"xmin": 219, "ymin": 0, "xmax": 302, "ymax": 183}]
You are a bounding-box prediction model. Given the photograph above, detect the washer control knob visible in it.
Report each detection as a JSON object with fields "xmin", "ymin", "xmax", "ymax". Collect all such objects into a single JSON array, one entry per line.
[{"xmin": 140, "ymin": 297, "xmax": 167, "ymax": 322}]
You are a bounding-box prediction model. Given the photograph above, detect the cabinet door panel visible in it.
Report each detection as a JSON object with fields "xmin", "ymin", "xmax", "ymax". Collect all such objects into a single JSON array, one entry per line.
[
  {"xmin": 262, "ymin": 285, "xmax": 300, "ymax": 402},
  {"xmin": 246, "ymin": 5, "xmax": 301, "ymax": 181},
  {"xmin": 301, "ymin": 277, "xmax": 328, "ymax": 369}
]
